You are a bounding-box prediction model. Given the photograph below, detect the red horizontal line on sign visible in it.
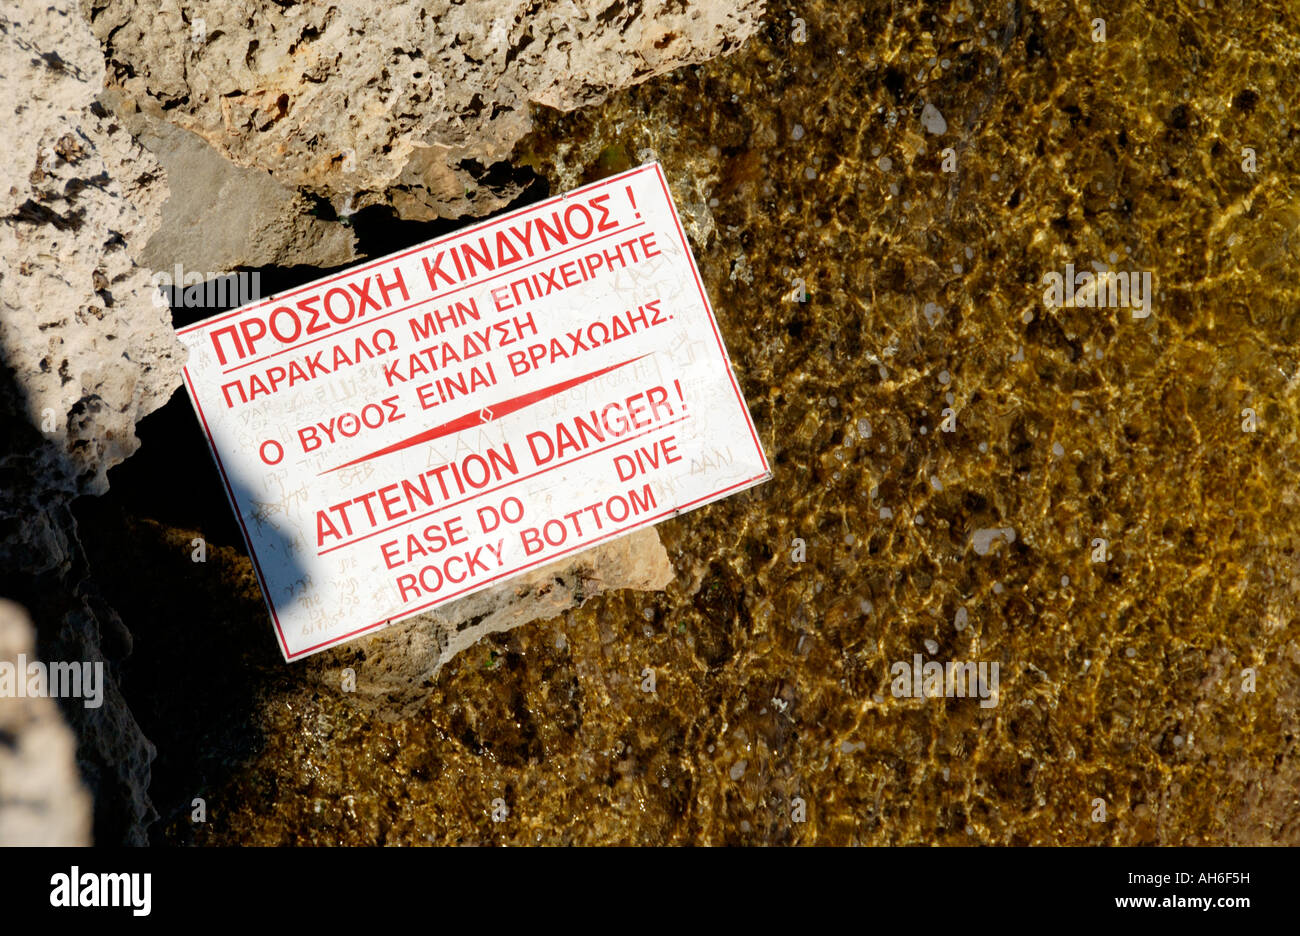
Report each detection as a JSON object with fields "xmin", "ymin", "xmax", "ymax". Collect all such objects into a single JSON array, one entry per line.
[
  {"xmin": 321, "ymin": 354, "xmax": 649, "ymax": 474},
  {"xmin": 219, "ymin": 220, "xmax": 647, "ymax": 375},
  {"xmin": 175, "ymin": 163, "xmax": 655, "ymax": 337},
  {"xmin": 317, "ymin": 411, "xmax": 692, "ymax": 556},
  {"xmin": 289, "ymin": 468, "xmax": 766, "ymax": 659}
]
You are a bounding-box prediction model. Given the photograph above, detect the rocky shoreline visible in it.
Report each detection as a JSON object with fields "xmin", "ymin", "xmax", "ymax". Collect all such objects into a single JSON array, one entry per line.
[
  {"xmin": 2, "ymin": 0, "xmax": 762, "ymax": 844},
  {"xmin": 5, "ymin": 0, "xmax": 1300, "ymax": 846}
]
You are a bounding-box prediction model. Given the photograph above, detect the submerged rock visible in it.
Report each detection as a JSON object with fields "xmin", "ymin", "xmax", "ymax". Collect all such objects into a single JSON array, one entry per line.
[
  {"xmin": 920, "ymin": 102, "xmax": 947, "ymax": 135},
  {"xmin": 307, "ymin": 527, "xmax": 673, "ymax": 719},
  {"xmin": 971, "ymin": 527, "xmax": 1017, "ymax": 556}
]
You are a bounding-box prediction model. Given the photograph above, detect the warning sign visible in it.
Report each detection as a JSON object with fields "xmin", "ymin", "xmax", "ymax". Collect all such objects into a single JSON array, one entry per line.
[{"xmin": 177, "ymin": 163, "xmax": 771, "ymax": 661}]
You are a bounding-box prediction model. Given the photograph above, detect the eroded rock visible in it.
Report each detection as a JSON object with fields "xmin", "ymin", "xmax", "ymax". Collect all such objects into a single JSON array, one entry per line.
[
  {"xmin": 99, "ymin": 89, "xmax": 357, "ymax": 274},
  {"xmin": 1, "ymin": 0, "xmax": 180, "ymax": 843},
  {"xmin": 972, "ymin": 527, "xmax": 1017, "ymax": 556},
  {"xmin": 83, "ymin": 0, "xmax": 766, "ymax": 220},
  {"xmin": 1, "ymin": 5, "xmax": 183, "ymax": 499}
]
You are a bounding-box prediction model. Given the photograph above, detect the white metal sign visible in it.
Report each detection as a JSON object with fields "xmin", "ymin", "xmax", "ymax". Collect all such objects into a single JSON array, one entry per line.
[{"xmin": 177, "ymin": 163, "xmax": 771, "ymax": 660}]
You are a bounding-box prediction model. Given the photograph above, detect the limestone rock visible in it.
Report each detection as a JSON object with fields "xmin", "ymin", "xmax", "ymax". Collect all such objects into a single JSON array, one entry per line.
[
  {"xmin": 308, "ymin": 527, "xmax": 674, "ymax": 718},
  {"xmin": 1, "ymin": 0, "xmax": 177, "ymax": 844},
  {"xmin": 99, "ymin": 89, "xmax": 357, "ymax": 274},
  {"xmin": 0, "ymin": 600, "xmax": 94, "ymax": 846},
  {"xmin": 1, "ymin": 5, "xmax": 183, "ymax": 499},
  {"xmin": 83, "ymin": 0, "xmax": 766, "ymax": 220}
]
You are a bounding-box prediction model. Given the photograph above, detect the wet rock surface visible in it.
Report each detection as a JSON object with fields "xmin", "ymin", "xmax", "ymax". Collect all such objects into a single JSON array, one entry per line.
[
  {"xmin": 308, "ymin": 528, "xmax": 673, "ymax": 721},
  {"xmin": 506, "ymin": 0, "xmax": 1300, "ymax": 844}
]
